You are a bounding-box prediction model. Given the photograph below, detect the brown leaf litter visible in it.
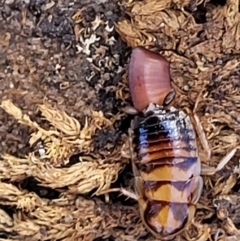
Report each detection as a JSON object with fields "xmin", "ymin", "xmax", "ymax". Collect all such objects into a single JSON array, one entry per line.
[
  {"xmin": 1, "ymin": 0, "xmax": 240, "ymax": 240},
  {"xmin": 0, "ymin": 100, "xmax": 125, "ymax": 194},
  {"xmin": 0, "ymin": 99, "xmax": 131, "ymax": 240}
]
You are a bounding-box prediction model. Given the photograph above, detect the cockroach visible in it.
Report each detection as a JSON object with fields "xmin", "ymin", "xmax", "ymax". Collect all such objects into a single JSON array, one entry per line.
[{"xmin": 102, "ymin": 47, "xmax": 238, "ymax": 240}]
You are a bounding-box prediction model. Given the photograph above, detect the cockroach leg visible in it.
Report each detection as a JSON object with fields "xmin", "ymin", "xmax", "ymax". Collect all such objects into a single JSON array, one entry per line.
[
  {"xmin": 122, "ymin": 106, "xmax": 139, "ymax": 115},
  {"xmin": 192, "ymin": 84, "xmax": 239, "ymax": 176},
  {"xmin": 128, "ymin": 126, "xmax": 140, "ymax": 178},
  {"xmin": 99, "ymin": 129, "xmax": 142, "ymax": 201},
  {"xmin": 121, "ymin": 134, "xmax": 131, "ymax": 159},
  {"xmin": 201, "ymin": 146, "xmax": 239, "ymax": 176},
  {"xmin": 98, "ymin": 187, "xmax": 139, "ymax": 201},
  {"xmin": 121, "ymin": 113, "xmax": 140, "ymax": 160},
  {"xmin": 192, "ymin": 82, "xmax": 211, "ymax": 161},
  {"xmin": 118, "ymin": 187, "xmax": 139, "ymax": 200},
  {"xmin": 133, "ymin": 176, "xmax": 144, "ymax": 199},
  {"xmin": 130, "ymin": 116, "xmax": 140, "ymax": 130},
  {"xmin": 128, "ymin": 123, "xmax": 145, "ymax": 198},
  {"xmin": 193, "ymin": 113, "xmax": 211, "ymax": 161},
  {"xmin": 192, "ymin": 83, "xmax": 206, "ymax": 114},
  {"xmin": 121, "ymin": 148, "xmax": 131, "ymax": 159},
  {"xmin": 191, "ymin": 176, "xmax": 204, "ymax": 204}
]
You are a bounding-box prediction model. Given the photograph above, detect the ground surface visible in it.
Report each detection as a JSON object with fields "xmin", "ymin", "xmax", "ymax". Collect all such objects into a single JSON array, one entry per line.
[{"xmin": 1, "ymin": 0, "xmax": 240, "ymax": 240}]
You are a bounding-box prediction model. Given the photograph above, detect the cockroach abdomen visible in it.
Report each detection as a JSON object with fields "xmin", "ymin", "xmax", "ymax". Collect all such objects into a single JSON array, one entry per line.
[{"xmin": 133, "ymin": 104, "xmax": 202, "ymax": 238}]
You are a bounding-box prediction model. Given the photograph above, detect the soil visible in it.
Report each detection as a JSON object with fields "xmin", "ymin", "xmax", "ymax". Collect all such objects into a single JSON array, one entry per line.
[{"xmin": 1, "ymin": 0, "xmax": 240, "ymax": 240}]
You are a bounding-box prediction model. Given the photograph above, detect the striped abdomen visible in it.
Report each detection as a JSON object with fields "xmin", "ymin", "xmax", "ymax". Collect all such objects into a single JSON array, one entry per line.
[{"xmin": 135, "ymin": 105, "xmax": 203, "ymax": 238}]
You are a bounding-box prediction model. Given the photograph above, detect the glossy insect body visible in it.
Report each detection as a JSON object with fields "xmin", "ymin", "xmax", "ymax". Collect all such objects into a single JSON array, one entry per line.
[
  {"xmin": 132, "ymin": 103, "xmax": 203, "ymax": 240},
  {"xmin": 127, "ymin": 47, "xmax": 203, "ymax": 240}
]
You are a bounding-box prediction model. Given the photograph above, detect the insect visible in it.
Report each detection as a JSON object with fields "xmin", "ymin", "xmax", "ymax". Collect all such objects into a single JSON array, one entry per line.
[{"xmin": 103, "ymin": 47, "xmax": 238, "ymax": 240}]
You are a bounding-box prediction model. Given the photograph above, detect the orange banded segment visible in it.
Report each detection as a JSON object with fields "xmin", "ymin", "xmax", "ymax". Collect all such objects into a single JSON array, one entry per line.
[
  {"xmin": 140, "ymin": 157, "xmax": 201, "ymax": 181},
  {"xmin": 138, "ymin": 140, "xmax": 195, "ymax": 155},
  {"xmin": 140, "ymin": 148, "xmax": 196, "ymax": 164},
  {"xmin": 143, "ymin": 176, "xmax": 202, "ymax": 203},
  {"xmin": 138, "ymin": 157, "xmax": 195, "ymax": 167}
]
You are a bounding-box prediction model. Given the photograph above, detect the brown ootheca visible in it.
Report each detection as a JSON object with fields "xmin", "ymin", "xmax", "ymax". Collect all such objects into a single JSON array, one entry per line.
[{"xmin": 101, "ymin": 47, "xmax": 238, "ymax": 240}]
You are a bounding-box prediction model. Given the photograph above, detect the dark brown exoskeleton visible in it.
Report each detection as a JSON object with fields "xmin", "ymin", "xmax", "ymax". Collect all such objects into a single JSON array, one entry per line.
[{"xmin": 103, "ymin": 47, "xmax": 238, "ymax": 240}]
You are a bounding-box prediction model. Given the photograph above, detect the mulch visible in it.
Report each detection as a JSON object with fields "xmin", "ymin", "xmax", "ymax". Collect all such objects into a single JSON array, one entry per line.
[{"xmin": 1, "ymin": 0, "xmax": 240, "ymax": 240}]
